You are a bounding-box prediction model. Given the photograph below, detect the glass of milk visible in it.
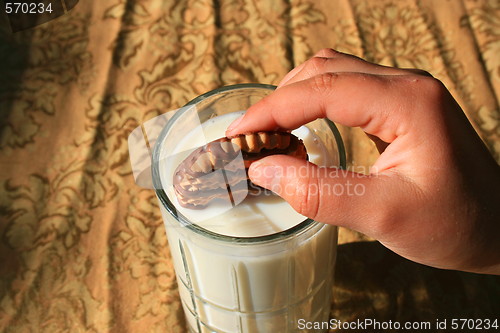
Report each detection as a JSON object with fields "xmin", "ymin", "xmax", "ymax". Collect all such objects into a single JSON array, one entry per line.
[{"xmin": 151, "ymin": 84, "xmax": 346, "ymax": 333}]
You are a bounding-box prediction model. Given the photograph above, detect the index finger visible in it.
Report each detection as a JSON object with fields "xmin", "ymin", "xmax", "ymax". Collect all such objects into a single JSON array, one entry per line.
[{"xmin": 226, "ymin": 72, "xmax": 421, "ymax": 143}]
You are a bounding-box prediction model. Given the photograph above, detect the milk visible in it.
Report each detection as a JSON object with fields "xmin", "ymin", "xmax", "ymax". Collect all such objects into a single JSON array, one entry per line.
[
  {"xmin": 156, "ymin": 111, "xmax": 337, "ymax": 332},
  {"xmin": 160, "ymin": 111, "xmax": 331, "ymax": 237}
]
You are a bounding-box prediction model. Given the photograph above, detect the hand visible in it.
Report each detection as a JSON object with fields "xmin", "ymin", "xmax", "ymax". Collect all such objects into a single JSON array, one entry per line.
[{"xmin": 226, "ymin": 49, "xmax": 500, "ymax": 274}]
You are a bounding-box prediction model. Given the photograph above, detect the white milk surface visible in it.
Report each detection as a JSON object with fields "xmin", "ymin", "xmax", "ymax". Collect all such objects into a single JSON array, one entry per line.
[
  {"xmin": 157, "ymin": 111, "xmax": 337, "ymax": 333},
  {"xmin": 160, "ymin": 111, "xmax": 331, "ymax": 237}
]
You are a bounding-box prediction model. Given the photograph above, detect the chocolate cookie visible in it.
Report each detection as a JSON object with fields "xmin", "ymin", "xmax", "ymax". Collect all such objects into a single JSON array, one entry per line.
[{"xmin": 173, "ymin": 132, "xmax": 307, "ymax": 208}]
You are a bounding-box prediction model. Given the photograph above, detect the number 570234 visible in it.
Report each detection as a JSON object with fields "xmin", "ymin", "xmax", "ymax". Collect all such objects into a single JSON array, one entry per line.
[{"xmin": 5, "ymin": 2, "xmax": 53, "ymax": 14}]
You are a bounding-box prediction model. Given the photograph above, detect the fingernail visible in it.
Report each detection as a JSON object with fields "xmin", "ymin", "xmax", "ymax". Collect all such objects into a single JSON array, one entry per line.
[
  {"xmin": 226, "ymin": 115, "xmax": 244, "ymax": 135},
  {"xmin": 249, "ymin": 162, "xmax": 282, "ymax": 193}
]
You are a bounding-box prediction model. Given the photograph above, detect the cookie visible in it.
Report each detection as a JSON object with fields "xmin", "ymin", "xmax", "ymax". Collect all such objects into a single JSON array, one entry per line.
[{"xmin": 173, "ymin": 132, "xmax": 307, "ymax": 208}]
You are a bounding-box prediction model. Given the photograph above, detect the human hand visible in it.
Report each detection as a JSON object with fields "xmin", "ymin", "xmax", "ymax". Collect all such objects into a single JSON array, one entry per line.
[{"xmin": 226, "ymin": 49, "xmax": 500, "ymax": 274}]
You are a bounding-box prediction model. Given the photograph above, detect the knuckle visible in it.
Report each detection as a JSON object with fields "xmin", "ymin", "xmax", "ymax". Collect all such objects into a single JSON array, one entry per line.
[
  {"xmin": 402, "ymin": 75, "xmax": 447, "ymax": 104},
  {"xmin": 310, "ymin": 73, "xmax": 338, "ymax": 94},
  {"xmin": 305, "ymin": 56, "xmax": 329, "ymax": 75},
  {"xmin": 314, "ymin": 48, "xmax": 338, "ymax": 58},
  {"xmin": 295, "ymin": 177, "xmax": 321, "ymax": 220},
  {"xmin": 418, "ymin": 76, "xmax": 447, "ymax": 100}
]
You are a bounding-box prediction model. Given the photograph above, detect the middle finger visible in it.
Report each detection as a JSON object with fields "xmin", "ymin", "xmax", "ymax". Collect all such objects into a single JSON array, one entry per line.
[{"xmin": 278, "ymin": 49, "xmax": 430, "ymax": 88}]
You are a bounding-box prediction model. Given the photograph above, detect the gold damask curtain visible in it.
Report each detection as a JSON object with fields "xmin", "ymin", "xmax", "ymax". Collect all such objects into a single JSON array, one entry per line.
[{"xmin": 0, "ymin": 0, "xmax": 499, "ymax": 332}]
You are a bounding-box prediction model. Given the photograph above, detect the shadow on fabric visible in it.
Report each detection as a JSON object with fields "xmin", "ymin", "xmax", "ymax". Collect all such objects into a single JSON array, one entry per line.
[{"xmin": 331, "ymin": 241, "xmax": 500, "ymax": 331}]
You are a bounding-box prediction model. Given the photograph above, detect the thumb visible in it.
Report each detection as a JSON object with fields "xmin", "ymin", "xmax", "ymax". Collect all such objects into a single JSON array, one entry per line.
[{"xmin": 248, "ymin": 155, "xmax": 402, "ymax": 236}]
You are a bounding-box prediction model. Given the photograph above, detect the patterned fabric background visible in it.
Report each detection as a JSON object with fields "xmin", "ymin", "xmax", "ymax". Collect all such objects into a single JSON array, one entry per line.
[{"xmin": 0, "ymin": 0, "xmax": 499, "ymax": 332}]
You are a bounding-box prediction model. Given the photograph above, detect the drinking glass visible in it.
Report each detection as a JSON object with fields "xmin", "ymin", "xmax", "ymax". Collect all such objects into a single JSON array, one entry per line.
[{"xmin": 151, "ymin": 84, "xmax": 346, "ymax": 333}]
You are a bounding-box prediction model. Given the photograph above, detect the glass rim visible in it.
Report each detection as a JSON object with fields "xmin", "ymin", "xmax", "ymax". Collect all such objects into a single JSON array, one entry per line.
[{"xmin": 152, "ymin": 83, "xmax": 346, "ymax": 244}]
